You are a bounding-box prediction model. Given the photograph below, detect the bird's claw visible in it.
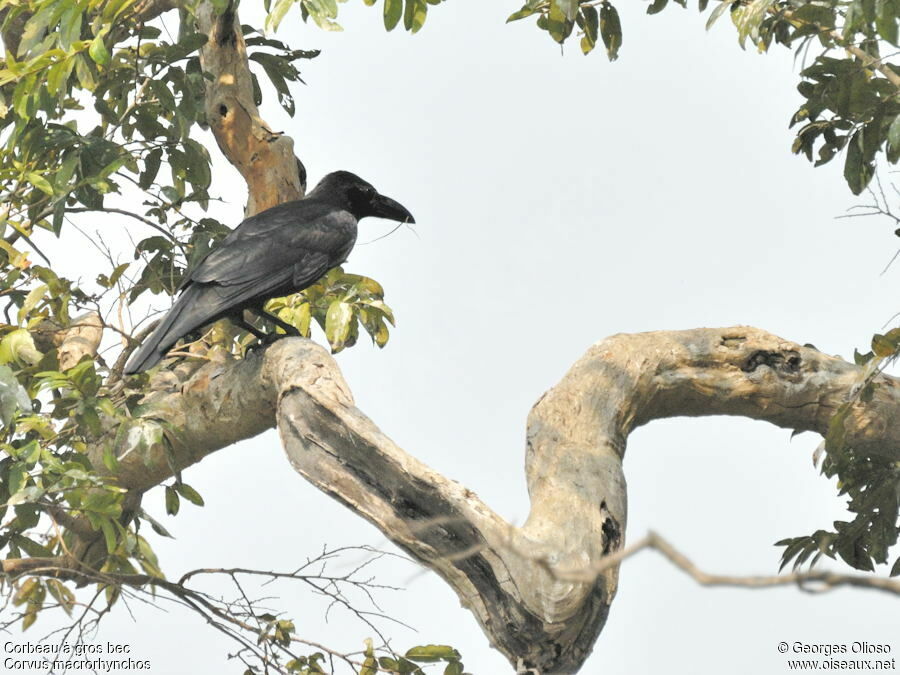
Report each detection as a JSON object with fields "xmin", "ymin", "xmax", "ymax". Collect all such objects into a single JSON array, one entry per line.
[{"xmin": 245, "ymin": 331, "xmax": 287, "ymax": 355}]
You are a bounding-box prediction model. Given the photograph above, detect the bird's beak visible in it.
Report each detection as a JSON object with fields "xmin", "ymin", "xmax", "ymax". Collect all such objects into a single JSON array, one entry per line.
[{"xmin": 370, "ymin": 193, "xmax": 415, "ymax": 224}]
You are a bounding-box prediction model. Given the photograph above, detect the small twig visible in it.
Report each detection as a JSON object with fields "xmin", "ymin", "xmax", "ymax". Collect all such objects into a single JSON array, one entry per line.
[
  {"xmin": 107, "ymin": 319, "xmax": 160, "ymax": 385},
  {"xmin": 66, "ymin": 207, "xmax": 185, "ymax": 250},
  {"xmin": 550, "ymin": 531, "xmax": 900, "ymax": 596}
]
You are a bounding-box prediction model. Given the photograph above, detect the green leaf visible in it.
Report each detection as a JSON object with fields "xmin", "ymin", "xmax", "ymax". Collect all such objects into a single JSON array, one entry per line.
[
  {"xmin": 183, "ymin": 139, "xmax": 212, "ymax": 189},
  {"xmin": 103, "ymin": 444, "xmax": 120, "ymax": 472},
  {"xmin": 507, "ymin": 6, "xmax": 537, "ymax": 22},
  {"xmin": 8, "ymin": 463, "xmax": 28, "ymax": 496},
  {"xmin": 599, "ymin": 3, "xmax": 623, "ymax": 60},
  {"xmin": 140, "ymin": 148, "xmax": 163, "ymax": 190},
  {"xmin": 25, "ymin": 172, "xmax": 54, "ymax": 196},
  {"xmin": 0, "ymin": 364, "xmax": 32, "ymax": 426},
  {"xmin": 17, "ymin": 284, "xmax": 48, "ymax": 324},
  {"xmin": 778, "ymin": 537, "xmax": 808, "ymax": 571},
  {"xmin": 267, "ymin": 0, "xmax": 296, "ymax": 31},
  {"xmin": 706, "ymin": 0, "xmax": 734, "ymax": 29},
  {"xmin": 0, "ymin": 329, "xmax": 43, "ymax": 367},
  {"xmin": 55, "ymin": 151, "xmax": 80, "ymax": 191},
  {"xmin": 88, "ymin": 36, "xmax": 111, "ymax": 66},
  {"xmin": 14, "ymin": 578, "xmax": 38, "ymax": 606},
  {"xmin": 174, "ymin": 482, "xmax": 204, "ymax": 506},
  {"xmin": 325, "ymin": 300, "xmax": 353, "ymax": 352},
  {"xmin": 404, "ymin": 0, "xmax": 429, "ymax": 32},
  {"xmin": 647, "ymin": 0, "xmax": 668, "ymax": 14},
  {"xmin": 99, "ymin": 518, "xmax": 117, "ymax": 553},
  {"xmin": 384, "ymin": 0, "xmax": 403, "ymax": 30},
  {"xmin": 138, "ymin": 508, "xmax": 174, "ymax": 538},
  {"xmin": 303, "ymin": 0, "xmax": 343, "ymax": 31},
  {"xmin": 871, "ymin": 331, "xmax": 900, "ymax": 357},
  {"xmin": 137, "ymin": 535, "xmax": 163, "ymax": 577},
  {"xmin": 876, "ymin": 0, "xmax": 898, "ymax": 45},
  {"xmin": 14, "ymin": 502, "xmax": 41, "ymax": 528},
  {"xmin": 555, "ymin": 0, "xmax": 578, "ymax": 21},
  {"xmin": 844, "ymin": 131, "xmax": 874, "ymax": 195},
  {"xmin": 887, "ymin": 115, "xmax": 900, "ymax": 161},
  {"xmin": 547, "ymin": 0, "xmax": 577, "ymax": 42},
  {"xmin": 405, "ymin": 645, "xmax": 461, "ymax": 662},
  {"xmin": 732, "ymin": 0, "xmax": 775, "ymax": 49},
  {"xmin": 11, "ymin": 534, "xmax": 53, "ymax": 558},
  {"xmin": 165, "ymin": 486, "xmax": 180, "ymax": 516},
  {"xmin": 22, "ymin": 610, "xmax": 38, "ymax": 631},
  {"xmin": 59, "ymin": 5, "xmax": 83, "ymax": 50},
  {"xmin": 249, "ymin": 52, "xmax": 298, "ymax": 116},
  {"xmin": 853, "ymin": 348, "xmax": 875, "ymax": 366},
  {"xmin": 83, "ymin": 490, "xmax": 122, "ymax": 517},
  {"xmin": 46, "ymin": 579, "xmax": 75, "ymax": 615},
  {"xmin": 74, "ymin": 54, "xmax": 98, "ymax": 90},
  {"xmin": 581, "ymin": 6, "xmax": 599, "ymax": 54}
]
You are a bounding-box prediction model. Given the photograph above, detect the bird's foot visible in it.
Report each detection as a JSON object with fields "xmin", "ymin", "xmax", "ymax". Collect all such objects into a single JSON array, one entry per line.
[
  {"xmin": 243, "ymin": 331, "xmax": 289, "ymax": 357},
  {"xmin": 259, "ymin": 331, "xmax": 287, "ymax": 346}
]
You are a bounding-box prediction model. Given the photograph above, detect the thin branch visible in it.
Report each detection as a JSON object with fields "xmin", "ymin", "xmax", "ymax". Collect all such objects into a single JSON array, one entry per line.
[
  {"xmin": 66, "ymin": 207, "xmax": 185, "ymax": 250},
  {"xmin": 551, "ymin": 531, "xmax": 900, "ymax": 596}
]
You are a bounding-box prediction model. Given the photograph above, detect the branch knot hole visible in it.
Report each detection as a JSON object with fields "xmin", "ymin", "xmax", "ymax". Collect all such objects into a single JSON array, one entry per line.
[
  {"xmin": 743, "ymin": 349, "xmax": 801, "ymax": 374},
  {"xmin": 721, "ymin": 335, "xmax": 747, "ymax": 349},
  {"xmin": 599, "ymin": 501, "xmax": 622, "ymax": 555}
]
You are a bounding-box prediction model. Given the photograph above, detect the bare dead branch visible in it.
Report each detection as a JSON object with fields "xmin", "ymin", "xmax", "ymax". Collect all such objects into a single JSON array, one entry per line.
[
  {"xmin": 549, "ymin": 531, "xmax": 900, "ymax": 596},
  {"xmin": 90, "ymin": 326, "xmax": 899, "ymax": 672}
]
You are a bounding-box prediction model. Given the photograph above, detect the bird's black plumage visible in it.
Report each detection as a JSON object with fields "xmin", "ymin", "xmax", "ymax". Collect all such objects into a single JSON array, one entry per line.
[{"xmin": 124, "ymin": 171, "xmax": 414, "ymax": 374}]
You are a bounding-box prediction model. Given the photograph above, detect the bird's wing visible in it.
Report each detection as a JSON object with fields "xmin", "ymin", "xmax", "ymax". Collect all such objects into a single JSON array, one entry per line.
[
  {"xmin": 126, "ymin": 204, "xmax": 356, "ymax": 374},
  {"xmin": 201, "ymin": 250, "xmax": 334, "ymax": 307},
  {"xmin": 189, "ymin": 206, "xmax": 355, "ymax": 288},
  {"xmin": 125, "ymin": 247, "xmax": 335, "ymax": 374}
]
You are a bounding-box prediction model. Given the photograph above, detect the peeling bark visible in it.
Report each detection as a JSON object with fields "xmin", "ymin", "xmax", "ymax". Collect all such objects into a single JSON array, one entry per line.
[
  {"xmin": 195, "ymin": 3, "xmax": 304, "ymax": 215},
  {"xmin": 110, "ymin": 326, "xmax": 900, "ymax": 673},
  {"xmin": 56, "ymin": 312, "xmax": 104, "ymax": 370},
  {"xmin": 31, "ymin": 312, "xmax": 103, "ymax": 368}
]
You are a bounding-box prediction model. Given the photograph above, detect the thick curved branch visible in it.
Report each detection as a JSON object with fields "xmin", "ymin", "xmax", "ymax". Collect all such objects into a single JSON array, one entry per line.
[{"xmin": 101, "ymin": 326, "xmax": 900, "ymax": 673}]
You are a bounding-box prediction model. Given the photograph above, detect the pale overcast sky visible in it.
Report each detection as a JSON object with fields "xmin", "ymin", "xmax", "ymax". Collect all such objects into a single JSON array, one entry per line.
[{"xmin": 23, "ymin": 1, "xmax": 900, "ymax": 673}]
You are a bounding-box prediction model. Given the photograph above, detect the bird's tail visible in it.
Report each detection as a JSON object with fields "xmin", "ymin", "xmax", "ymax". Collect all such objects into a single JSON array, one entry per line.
[{"xmin": 124, "ymin": 287, "xmax": 197, "ymax": 375}]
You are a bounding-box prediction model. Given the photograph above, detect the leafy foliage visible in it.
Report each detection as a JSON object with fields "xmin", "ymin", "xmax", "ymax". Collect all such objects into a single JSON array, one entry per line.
[
  {"xmin": 263, "ymin": 0, "xmax": 447, "ymax": 34},
  {"xmin": 267, "ymin": 267, "xmax": 394, "ymax": 354},
  {"xmin": 777, "ymin": 331, "xmax": 900, "ymax": 576},
  {"xmin": 507, "ymin": 0, "xmax": 900, "ymax": 195},
  {"xmin": 504, "ymin": 1, "xmax": 900, "ymax": 574},
  {"xmin": 0, "ymin": 0, "xmax": 395, "ymax": 643},
  {"xmin": 358, "ymin": 640, "xmax": 470, "ymax": 675}
]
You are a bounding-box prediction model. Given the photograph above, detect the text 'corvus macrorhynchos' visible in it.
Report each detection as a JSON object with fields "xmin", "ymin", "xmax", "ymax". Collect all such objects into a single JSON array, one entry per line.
[{"xmin": 124, "ymin": 171, "xmax": 414, "ymax": 374}]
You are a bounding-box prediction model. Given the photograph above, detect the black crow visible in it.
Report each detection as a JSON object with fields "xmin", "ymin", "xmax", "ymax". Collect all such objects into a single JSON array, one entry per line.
[{"xmin": 124, "ymin": 171, "xmax": 414, "ymax": 374}]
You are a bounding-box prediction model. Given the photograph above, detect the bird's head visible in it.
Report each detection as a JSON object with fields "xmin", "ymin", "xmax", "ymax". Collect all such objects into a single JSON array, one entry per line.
[{"xmin": 309, "ymin": 171, "xmax": 415, "ymax": 224}]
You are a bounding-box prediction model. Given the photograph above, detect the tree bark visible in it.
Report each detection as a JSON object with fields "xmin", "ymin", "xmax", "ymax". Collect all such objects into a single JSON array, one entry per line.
[
  {"xmin": 103, "ymin": 326, "xmax": 900, "ymax": 673},
  {"xmin": 195, "ymin": 2, "xmax": 305, "ymax": 215}
]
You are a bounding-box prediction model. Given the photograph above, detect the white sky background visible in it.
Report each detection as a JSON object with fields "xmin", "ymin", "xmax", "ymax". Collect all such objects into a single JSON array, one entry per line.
[{"xmin": 21, "ymin": 0, "xmax": 900, "ymax": 673}]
